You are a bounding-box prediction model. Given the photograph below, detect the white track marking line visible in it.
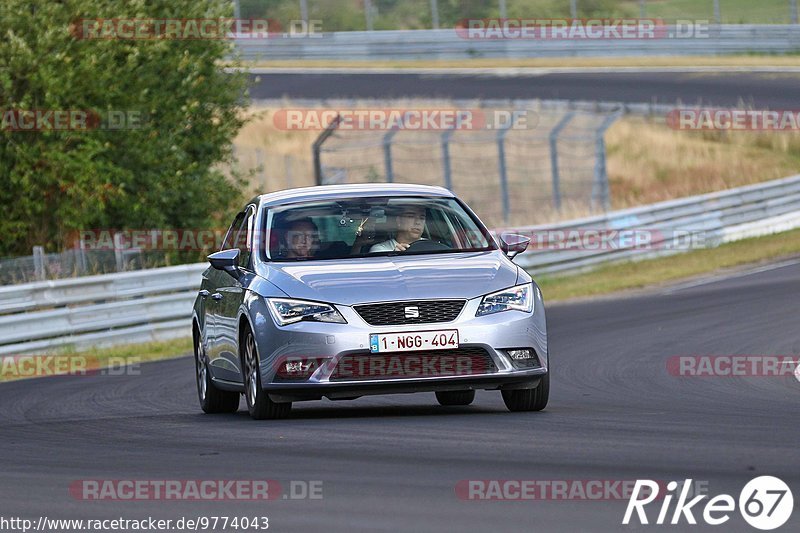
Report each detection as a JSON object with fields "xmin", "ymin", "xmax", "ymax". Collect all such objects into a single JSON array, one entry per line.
[{"xmin": 661, "ymin": 258, "xmax": 800, "ymax": 294}]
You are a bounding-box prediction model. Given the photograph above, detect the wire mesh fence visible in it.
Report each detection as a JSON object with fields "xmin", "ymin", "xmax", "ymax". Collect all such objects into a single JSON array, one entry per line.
[
  {"xmin": 0, "ymin": 247, "xmax": 180, "ymax": 286},
  {"xmin": 315, "ymin": 105, "xmax": 621, "ymax": 228}
]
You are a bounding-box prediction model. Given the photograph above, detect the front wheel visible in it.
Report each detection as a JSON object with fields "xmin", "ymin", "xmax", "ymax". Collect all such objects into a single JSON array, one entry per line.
[
  {"xmin": 502, "ymin": 373, "xmax": 549, "ymax": 412},
  {"xmin": 195, "ymin": 336, "xmax": 239, "ymax": 414},
  {"xmin": 435, "ymin": 390, "xmax": 475, "ymax": 406},
  {"xmin": 242, "ymin": 328, "xmax": 292, "ymax": 420}
]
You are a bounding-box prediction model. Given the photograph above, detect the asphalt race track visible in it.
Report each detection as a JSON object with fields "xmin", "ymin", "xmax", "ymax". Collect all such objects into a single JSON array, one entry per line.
[
  {"xmin": 1, "ymin": 260, "xmax": 798, "ymax": 532},
  {"xmin": 249, "ymin": 71, "xmax": 800, "ymax": 108}
]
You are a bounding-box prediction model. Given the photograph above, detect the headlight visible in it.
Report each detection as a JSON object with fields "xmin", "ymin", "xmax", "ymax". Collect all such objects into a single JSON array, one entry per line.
[
  {"xmin": 267, "ymin": 298, "xmax": 346, "ymax": 326},
  {"xmin": 476, "ymin": 283, "xmax": 534, "ymax": 317}
]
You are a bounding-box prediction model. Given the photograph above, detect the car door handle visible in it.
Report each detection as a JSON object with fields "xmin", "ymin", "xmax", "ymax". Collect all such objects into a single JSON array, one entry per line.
[
  {"xmin": 198, "ymin": 290, "xmax": 210, "ymax": 298},
  {"xmin": 211, "ymin": 293, "xmax": 223, "ymax": 301}
]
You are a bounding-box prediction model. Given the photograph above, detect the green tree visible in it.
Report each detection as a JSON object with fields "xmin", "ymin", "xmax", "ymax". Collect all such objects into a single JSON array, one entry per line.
[{"xmin": 0, "ymin": 0, "xmax": 250, "ymax": 257}]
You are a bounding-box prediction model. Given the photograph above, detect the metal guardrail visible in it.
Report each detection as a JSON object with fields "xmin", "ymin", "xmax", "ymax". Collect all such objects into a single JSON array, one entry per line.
[
  {"xmin": 0, "ymin": 264, "xmax": 206, "ymax": 355},
  {"xmin": 235, "ymin": 25, "xmax": 800, "ymax": 61},
  {"xmin": 512, "ymin": 173, "xmax": 800, "ymax": 274},
  {"xmin": 1, "ymin": 174, "xmax": 800, "ymax": 355}
]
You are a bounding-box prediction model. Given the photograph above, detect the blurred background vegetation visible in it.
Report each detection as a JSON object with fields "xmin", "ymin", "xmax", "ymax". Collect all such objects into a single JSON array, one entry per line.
[{"xmin": 0, "ymin": 0, "xmax": 251, "ymax": 258}]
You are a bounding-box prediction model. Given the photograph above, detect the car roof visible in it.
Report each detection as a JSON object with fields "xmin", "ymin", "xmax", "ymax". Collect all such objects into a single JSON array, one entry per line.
[{"xmin": 253, "ymin": 183, "xmax": 454, "ymax": 208}]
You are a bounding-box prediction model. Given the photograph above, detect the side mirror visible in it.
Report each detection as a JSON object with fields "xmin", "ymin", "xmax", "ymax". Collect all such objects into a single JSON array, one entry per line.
[
  {"xmin": 499, "ymin": 233, "xmax": 530, "ymax": 259},
  {"xmin": 208, "ymin": 248, "xmax": 241, "ymax": 279}
]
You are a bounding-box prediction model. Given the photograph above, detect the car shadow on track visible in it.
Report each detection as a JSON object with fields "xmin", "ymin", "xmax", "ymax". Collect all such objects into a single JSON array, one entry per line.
[
  {"xmin": 282, "ymin": 404, "xmax": 501, "ymax": 420},
  {"xmin": 190, "ymin": 402, "xmax": 530, "ymax": 421}
]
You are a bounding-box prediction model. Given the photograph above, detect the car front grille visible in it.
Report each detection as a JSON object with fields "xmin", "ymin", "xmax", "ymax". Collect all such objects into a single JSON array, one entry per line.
[
  {"xmin": 354, "ymin": 299, "xmax": 466, "ymax": 326},
  {"xmin": 330, "ymin": 347, "xmax": 496, "ymax": 381}
]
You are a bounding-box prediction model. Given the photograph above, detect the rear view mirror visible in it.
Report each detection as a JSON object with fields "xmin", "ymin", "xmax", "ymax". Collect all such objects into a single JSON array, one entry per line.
[
  {"xmin": 208, "ymin": 248, "xmax": 241, "ymax": 278},
  {"xmin": 499, "ymin": 233, "xmax": 530, "ymax": 259}
]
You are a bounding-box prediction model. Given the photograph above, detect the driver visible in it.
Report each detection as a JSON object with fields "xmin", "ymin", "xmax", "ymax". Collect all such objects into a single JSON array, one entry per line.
[
  {"xmin": 370, "ymin": 204, "xmax": 427, "ymax": 253},
  {"xmin": 283, "ymin": 218, "xmax": 320, "ymax": 259}
]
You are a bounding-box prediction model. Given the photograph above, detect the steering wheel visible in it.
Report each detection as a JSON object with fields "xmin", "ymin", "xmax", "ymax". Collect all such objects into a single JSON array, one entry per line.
[{"xmin": 405, "ymin": 239, "xmax": 451, "ymax": 253}]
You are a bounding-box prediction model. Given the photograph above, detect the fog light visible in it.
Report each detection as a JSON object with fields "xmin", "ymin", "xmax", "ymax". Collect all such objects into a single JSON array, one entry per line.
[
  {"xmin": 285, "ymin": 361, "xmax": 311, "ymax": 373},
  {"xmin": 505, "ymin": 348, "xmax": 540, "ymax": 370},
  {"xmin": 276, "ymin": 357, "xmax": 325, "ymax": 380},
  {"xmin": 507, "ymin": 349, "xmax": 534, "ymax": 360}
]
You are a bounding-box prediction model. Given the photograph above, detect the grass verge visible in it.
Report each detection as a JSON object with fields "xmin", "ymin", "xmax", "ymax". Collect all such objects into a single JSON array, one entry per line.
[
  {"xmin": 240, "ymin": 55, "xmax": 800, "ymax": 70},
  {"xmin": 535, "ymin": 227, "xmax": 800, "ymax": 302}
]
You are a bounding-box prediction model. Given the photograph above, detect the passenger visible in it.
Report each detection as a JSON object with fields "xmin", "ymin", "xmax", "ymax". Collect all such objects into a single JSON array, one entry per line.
[
  {"xmin": 283, "ymin": 218, "xmax": 320, "ymax": 259},
  {"xmin": 370, "ymin": 204, "xmax": 427, "ymax": 253}
]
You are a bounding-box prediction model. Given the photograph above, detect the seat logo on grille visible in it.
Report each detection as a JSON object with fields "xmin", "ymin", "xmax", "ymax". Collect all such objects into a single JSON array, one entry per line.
[{"xmin": 404, "ymin": 306, "xmax": 420, "ymax": 318}]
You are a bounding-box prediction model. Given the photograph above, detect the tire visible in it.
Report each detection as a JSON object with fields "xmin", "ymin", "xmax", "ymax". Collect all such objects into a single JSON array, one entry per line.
[
  {"xmin": 501, "ymin": 373, "xmax": 549, "ymax": 412},
  {"xmin": 195, "ymin": 334, "xmax": 240, "ymax": 414},
  {"xmin": 242, "ymin": 328, "xmax": 292, "ymax": 420},
  {"xmin": 435, "ymin": 390, "xmax": 475, "ymax": 406}
]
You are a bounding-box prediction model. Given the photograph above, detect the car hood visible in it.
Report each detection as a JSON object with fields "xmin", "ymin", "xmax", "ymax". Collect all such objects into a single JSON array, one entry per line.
[{"xmin": 257, "ymin": 251, "xmax": 519, "ymax": 305}]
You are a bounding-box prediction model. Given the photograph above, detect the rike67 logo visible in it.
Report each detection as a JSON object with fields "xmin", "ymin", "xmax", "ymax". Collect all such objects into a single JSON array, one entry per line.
[{"xmin": 623, "ymin": 476, "xmax": 793, "ymax": 530}]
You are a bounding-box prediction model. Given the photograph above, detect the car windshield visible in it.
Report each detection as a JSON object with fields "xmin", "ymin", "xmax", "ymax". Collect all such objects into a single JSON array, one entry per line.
[{"xmin": 263, "ymin": 196, "xmax": 495, "ymax": 261}]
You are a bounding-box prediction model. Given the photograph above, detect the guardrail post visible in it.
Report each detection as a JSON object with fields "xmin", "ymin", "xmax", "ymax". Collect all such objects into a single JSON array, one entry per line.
[
  {"xmin": 430, "ymin": 0, "xmax": 439, "ymax": 29},
  {"xmin": 76, "ymin": 237, "xmax": 88, "ymax": 275},
  {"xmin": 364, "ymin": 0, "xmax": 374, "ymax": 31},
  {"xmin": 113, "ymin": 233, "xmax": 126, "ymax": 272},
  {"xmin": 592, "ymin": 111, "xmax": 623, "ymax": 212},
  {"xmin": 496, "ymin": 111, "xmax": 521, "ymax": 225},
  {"xmin": 32, "ymin": 246, "xmax": 45, "ymax": 281},
  {"xmin": 312, "ymin": 114, "xmax": 341, "ymax": 185},
  {"xmin": 549, "ymin": 111, "xmax": 575, "ymax": 212},
  {"xmin": 300, "ymin": 0, "xmax": 308, "ymax": 23},
  {"xmin": 383, "ymin": 127, "xmax": 400, "ymax": 183},
  {"xmin": 441, "ymin": 128, "xmax": 455, "ymax": 190},
  {"xmin": 792, "ymin": 0, "xmax": 798, "ymax": 24}
]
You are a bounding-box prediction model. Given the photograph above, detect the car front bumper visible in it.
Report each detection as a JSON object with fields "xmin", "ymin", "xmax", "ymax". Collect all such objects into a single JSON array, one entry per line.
[{"xmin": 249, "ymin": 295, "xmax": 548, "ymax": 403}]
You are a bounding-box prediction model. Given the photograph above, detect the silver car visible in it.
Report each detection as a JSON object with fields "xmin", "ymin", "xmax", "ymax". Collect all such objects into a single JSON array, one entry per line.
[{"xmin": 192, "ymin": 184, "xmax": 548, "ymax": 419}]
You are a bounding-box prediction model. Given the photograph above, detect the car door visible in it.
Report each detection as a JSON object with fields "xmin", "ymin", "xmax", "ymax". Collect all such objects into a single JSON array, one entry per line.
[
  {"xmin": 197, "ymin": 267, "xmax": 218, "ymax": 356},
  {"xmin": 214, "ymin": 205, "xmax": 256, "ymax": 383},
  {"xmin": 206, "ymin": 210, "xmax": 247, "ymax": 382}
]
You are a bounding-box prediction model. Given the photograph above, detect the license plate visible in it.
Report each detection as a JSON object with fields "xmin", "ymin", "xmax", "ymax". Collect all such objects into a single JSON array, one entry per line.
[{"xmin": 370, "ymin": 330, "xmax": 459, "ymax": 353}]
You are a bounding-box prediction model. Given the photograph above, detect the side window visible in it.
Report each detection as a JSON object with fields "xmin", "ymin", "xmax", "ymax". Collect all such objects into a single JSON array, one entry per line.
[
  {"xmin": 235, "ymin": 208, "xmax": 255, "ymax": 269},
  {"xmin": 426, "ymin": 208, "xmax": 452, "ymax": 246},
  {"xmin": 221, "ymin": 212, "xmax": 245, "ymax": 251}
]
